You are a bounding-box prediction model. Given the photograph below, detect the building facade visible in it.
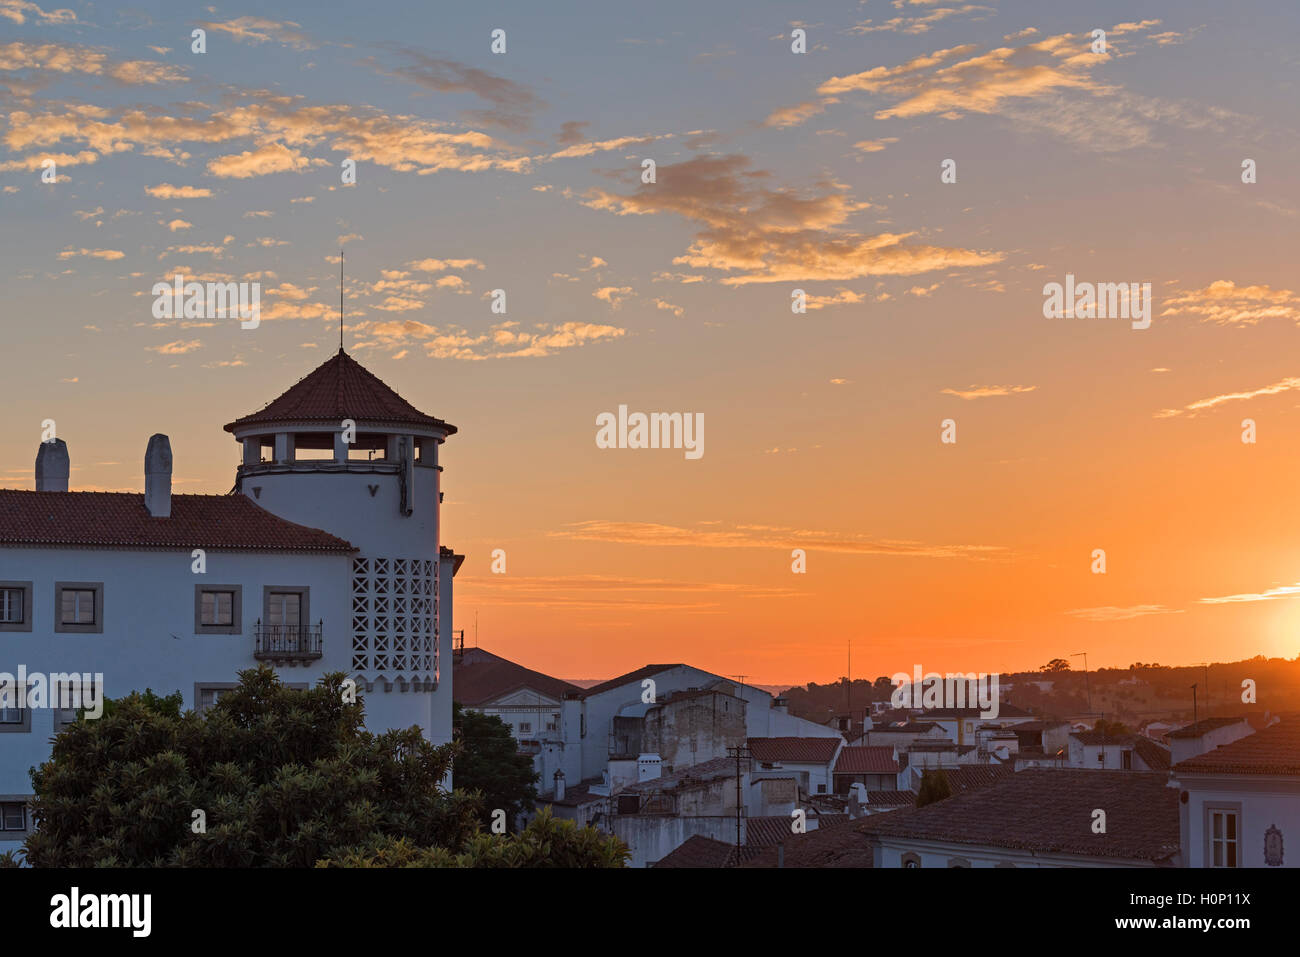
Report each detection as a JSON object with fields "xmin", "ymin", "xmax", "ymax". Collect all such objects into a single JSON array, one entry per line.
[{"xmin": 0, "ymin": 349, "xmax": 461, "ymax": 855}]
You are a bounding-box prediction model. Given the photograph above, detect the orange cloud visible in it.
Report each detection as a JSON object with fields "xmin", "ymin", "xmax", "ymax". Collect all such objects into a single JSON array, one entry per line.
[{"xmin": 551, "ymin": 521, "xmax": 1007, "ymax": 559}]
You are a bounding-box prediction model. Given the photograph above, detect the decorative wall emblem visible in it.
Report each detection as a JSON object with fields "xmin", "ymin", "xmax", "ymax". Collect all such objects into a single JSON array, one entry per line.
[
  {"xmin": 367, "ymin": 484, "xmax": 379, "ymax": 497},
  {"xmin": 1265, "ymin": 824, "xmax": 1284, "ymax": 867}
]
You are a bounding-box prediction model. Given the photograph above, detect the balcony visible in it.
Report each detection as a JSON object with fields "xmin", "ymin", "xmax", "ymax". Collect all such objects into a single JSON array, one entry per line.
[{"xmin": 254, "ymin": 620, "xmax": 323, "ymax": 664}]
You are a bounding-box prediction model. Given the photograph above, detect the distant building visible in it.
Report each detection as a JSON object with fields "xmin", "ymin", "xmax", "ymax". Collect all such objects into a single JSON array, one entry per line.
[
  {"xmin": 453, "ymin": 646, "xmax": 581, "ymax": 797},
  {"xmin": 832, "ymin": 745, "xmax": 899, "ymax": 794},
  {"xmin": 1167, "ymin": 716, "xmax": 1256, "ymax": 766},
  {"xmin": 1068, "ymin": 731, "xmax": 1171, "ymax": 772}
]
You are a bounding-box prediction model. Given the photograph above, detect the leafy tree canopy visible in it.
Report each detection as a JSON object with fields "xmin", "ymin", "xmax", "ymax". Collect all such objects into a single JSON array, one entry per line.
[{"xmin": 21, "ymin": 667, "xmax": 625, "ymax": 868}]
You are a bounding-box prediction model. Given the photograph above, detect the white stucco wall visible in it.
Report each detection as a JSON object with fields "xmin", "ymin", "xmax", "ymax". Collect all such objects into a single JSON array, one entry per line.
[{"xmin": 1177, "ymin": 774, "xmax": 1300, "ymax": 867}]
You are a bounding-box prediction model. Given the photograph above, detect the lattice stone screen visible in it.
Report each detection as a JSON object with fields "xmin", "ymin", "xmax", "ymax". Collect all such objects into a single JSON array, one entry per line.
[{"xmin": 351, "ymin": 556, "xmax": 438, "ymax": 691}]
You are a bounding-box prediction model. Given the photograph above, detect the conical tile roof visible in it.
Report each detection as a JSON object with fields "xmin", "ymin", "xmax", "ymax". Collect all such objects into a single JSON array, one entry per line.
[{"xmin": 224, "ymin": 349, "xmax": 455, "ymax": 434}]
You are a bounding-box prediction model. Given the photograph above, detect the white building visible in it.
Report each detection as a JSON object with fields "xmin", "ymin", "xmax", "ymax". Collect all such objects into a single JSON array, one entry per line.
[
  {"xmin": 550, "ymin": 664, "xmax": 840, "ymax": 799},
  {"xmin": 1166, "ymin": 716, "xmax": 1256, "ymax": 766},
  {"xmin": 1172, "ymin": 716, "xmax": 1298, "ymax": 868},
  {"xmin": 0, "ymin": 349, "xmax": 462, "ymax": 854}
]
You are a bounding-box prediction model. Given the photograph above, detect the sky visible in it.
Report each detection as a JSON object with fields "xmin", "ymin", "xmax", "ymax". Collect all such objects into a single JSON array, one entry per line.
[{"xmin": 2, "ymin": 0, "xmax": 1300, "ymax": 685}]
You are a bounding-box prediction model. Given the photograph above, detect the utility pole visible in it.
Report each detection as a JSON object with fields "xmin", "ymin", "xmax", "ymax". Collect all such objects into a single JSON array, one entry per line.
[
  {"xmin": 727, "ymin": 744, "xmax": 751, "ymax": 865},
  {"xmin": 846, "ymin": 639, "xmax": 851, "ymax": 715},
  {"xmin": 1072, "ymin": 652, "xmax": 1092, "ymax": 714}
]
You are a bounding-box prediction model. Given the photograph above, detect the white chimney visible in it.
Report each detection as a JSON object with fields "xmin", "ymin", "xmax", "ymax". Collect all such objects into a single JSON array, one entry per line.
[
  {"xmin": 553, "ymin": 770, "xmax": 566, "ymax": 802},
  {"xmin": 144, "ymin": 434, "xmax": 172, "ymax": 518},
  {"xmin": 35, "ymin": 439, "xmax": 69, "ymax": 492},
  {"xmin": 637, "ymin": 753, "xmax": 662, "ymax": 782}
]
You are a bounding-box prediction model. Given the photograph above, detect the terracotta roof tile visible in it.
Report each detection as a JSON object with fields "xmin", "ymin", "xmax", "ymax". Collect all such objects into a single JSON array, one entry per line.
[
  {"xmin": 748, "ymin": 736, "xmax": 841, "ymax": 764},
  {"xmin": 1167, "ymin": 716, "xmax": 1249, "ymax": 739},
  {"xmin": 652, "ymin": 835, "xmax": 737, "ymax": 868},
  {"xmin": 740, "ymin": 818, "xmax": 874, "ymax": 868},
  {"xmin": 1174, "ymin": 716, "xmax": 1300, "ymax": 775},
  {"xmin": 834, "ymin": 745, "xmax": 899, "ymax": 774},
  {"xmin": 454, "ymin": 647, "xmax": 581, "ymax": 706},
  {"xmin": 0, "ymin": 490, "xmax": 354, "ymax": 552},
  {"xmin": 224, "ymin": 349, "xmax": 454, "ymax": 433},
  {"xmin": 579, "ymin": 664, "xmax": 685, "ymax": 699},
  {"xmin": 858, "ymin": 769, "xmax": 1180, "ymax": 862},
  {"xmin": 1132, "ymin": 737, "xmax": 1171, "ymax": 771}
]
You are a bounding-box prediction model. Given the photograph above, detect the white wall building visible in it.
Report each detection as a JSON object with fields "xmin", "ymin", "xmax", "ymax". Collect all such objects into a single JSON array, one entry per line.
[
  {"xmin": 1173, "ymin": 717, "xmax": 1298, "ymax": 868},
  {"xmin": 0, "ymin": 349, "xmax": 462, "ymax": 855},
  {"xmin": 552, "ymin": 664, "xmax": 840, "ymax": 797}
]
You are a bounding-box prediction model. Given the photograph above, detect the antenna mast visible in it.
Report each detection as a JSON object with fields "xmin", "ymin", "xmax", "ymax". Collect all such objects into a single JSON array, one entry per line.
[{"xmin": 339, "ymin": 248, "xmax": 344, "ymax": 351}]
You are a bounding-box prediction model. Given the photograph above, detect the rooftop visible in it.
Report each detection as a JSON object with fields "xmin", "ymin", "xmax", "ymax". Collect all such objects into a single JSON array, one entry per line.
[
  {"xmin": 1167, "ymin": 716, "xmax": 1250, "ymax": 739},
  {"xmin": 225, "ymin": 348, "xmax": 455, "ymax": 434},
  {"xmin": 858, "ymin": 769, "xmax": 1180, "ymax": 863},
  {"xmin": 0, "ymin": 490, "xmax": 354, "ymax": 552},
  {"xmin": 834, "ymin": 745, "xmax": 899, "ymax": 775},
  {"xmin": 1174, "ymin": 716, "xmax": 1300, "ymax": 776},
  {"xmin": 748, "ymin": 736, "xmax": 841, "ymax": 764},
  {"xmin": 579, "ymin": 664, "xmax": 686, "ymax": 699},
  {"xmin": 454, "ymin": 647, "xmax": 581, "ymax": 707}
]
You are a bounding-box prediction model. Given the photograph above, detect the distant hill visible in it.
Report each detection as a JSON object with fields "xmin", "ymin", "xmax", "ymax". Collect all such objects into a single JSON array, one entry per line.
[
  {"xmin": 778, "ymin": 655, "xmax": 1300, "ymax": 726},
  {"xmin": 564, "ymin": 678, "xmax": 790, "ymax": 697}
]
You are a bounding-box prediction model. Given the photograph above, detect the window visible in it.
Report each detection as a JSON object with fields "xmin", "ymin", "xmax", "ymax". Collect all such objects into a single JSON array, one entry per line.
[
  {"xmin": 194, "ymin": 683, "xmax": 238, "ymax": 715},
  {"xmin": 0, "ymin": 589, "xmax": 22, "ymax": 622},
  {"xmin": 0, "ymin": 582, "xmax": 32, "ymax": 633},
  {"xmin": 1209, "ymin": 807, "xmax": 1241, "ymax": 868},
  {"xmin": 1121, "ymin": 750, "xmax": 1133, "ymax": 770},
  {"xmin": 62, "ymin": 590, "xmax": 94, "ymax": 623},
  {"xmin": 901, "ymin": 852, "xmax": 922, "ymax": 868},
  {"xmin": 0, "ymin": 693, "xmax": 31, "ymax": 734},
  {"xmin": 0, "ymin": 802, "xmax": 25, "ymax": 832},
  {"xmin": 54, "ymin": 582, "xmax": 103, "ymax": 633},
  {"xmin": 194, "ymin": 585, "xmax": 242, "ymax": 635},
  {"xmin": 262, "ymin": 586, "xmax": 309, "ymax": 638},
  {"xmin": 546, "ymin": 716, "xmax": 559, "ymax": 732},
  {"xmin": 948, "ymin": 857, "xmax": 971, "ymax": 868},
  {"xmin": 817, "ymin": 784, "xmax": 827, "ymax": 794},
  {"xmin": 518, "ymin": 722, "xmax": 532, "ymax": 734},
  {"xmin": 195, "ymin": 681, "xmax": 306, "ymax": 715},
  {"xmin": 53, "ymin": 708, "xmax": 79, "ymax": 733},
  {"xmin": 204, "ymin": 591, "xmax": 233, "ymax": 624}
]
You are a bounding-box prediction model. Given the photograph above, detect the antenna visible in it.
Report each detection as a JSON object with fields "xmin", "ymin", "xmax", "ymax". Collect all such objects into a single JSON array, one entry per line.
[{"xmin": 339, "ymin": 248, "xmax": 344, "ymax": 351}]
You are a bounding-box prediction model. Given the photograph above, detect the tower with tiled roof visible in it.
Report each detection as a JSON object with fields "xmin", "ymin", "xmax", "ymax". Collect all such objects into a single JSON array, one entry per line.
[{"xmin": 224, "ymin": 348, "xmax": 459, "ymax": 744}]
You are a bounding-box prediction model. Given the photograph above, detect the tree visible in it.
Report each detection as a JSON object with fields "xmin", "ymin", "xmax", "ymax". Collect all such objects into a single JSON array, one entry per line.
[
  {"xmin": 1092, "ymin": 718, "xmax": 1131, "ymax": 737},
  {"xmin": 317, "ymin": 807, "xmax": 626, "ymax": 868},
  {"xmin": 452, "ymin": 701, "xmax": 539, "ymax": 831},
  {"xmin": 873, "ymin": 676, "xmax": 895, "ymax": 701},
  {"xmin": 22, "ymin": 667, "xmax": 625, "ymax": 868},
  {"xmin": 916, "ymin": 768, "xmax": 952, "ymax": 808},
  {"xmin": 1040, "ymin": 658, "xmax": 1071, "ymax": 673}
]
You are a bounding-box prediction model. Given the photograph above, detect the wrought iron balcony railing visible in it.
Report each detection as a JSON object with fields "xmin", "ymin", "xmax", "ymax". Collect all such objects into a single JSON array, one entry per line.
[{"xmin": 253, "ymin": 620, "xmax": 324, "ymax": 662}]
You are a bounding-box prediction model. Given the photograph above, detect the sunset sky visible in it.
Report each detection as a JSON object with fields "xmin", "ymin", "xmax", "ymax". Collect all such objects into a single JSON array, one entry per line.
[{"xmin": 3, "ymin": 0, "xmax": 1300, "ymax": 686}]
